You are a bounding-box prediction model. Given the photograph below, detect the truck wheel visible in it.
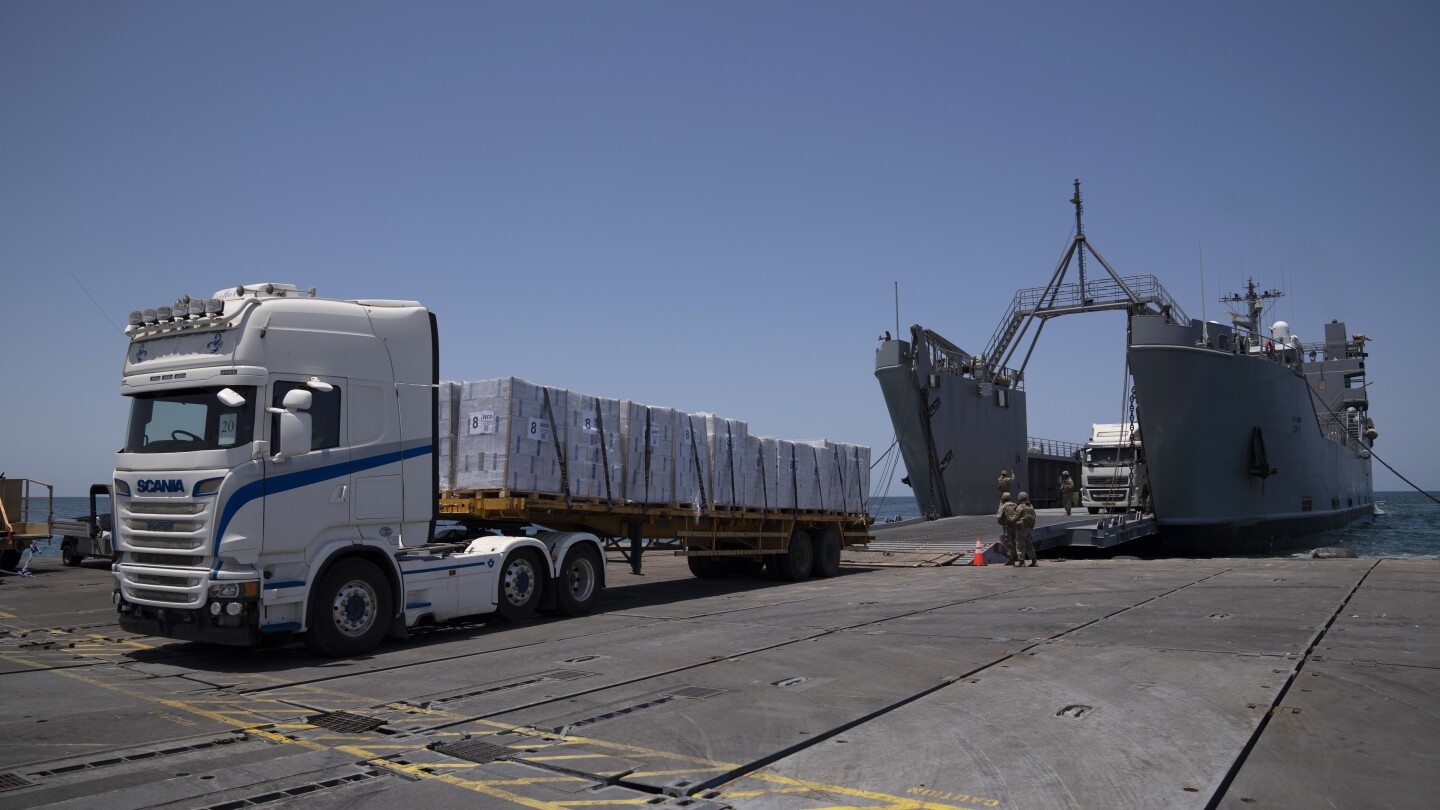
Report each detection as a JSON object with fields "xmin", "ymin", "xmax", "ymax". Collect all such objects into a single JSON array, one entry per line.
[
  {"xmin": 557, "ymin": 543, "xmax": 601, "ymax": 616},
  {"xmin": 809, "ymin": 528, "xmax": 841, "ymax": 578},
  {"xmin": 0, "ymin": 549, "xmax": 19, "ymax": 572},
  {"xmin": 496, "ymin": 549, "xmax": 543, "ymax": 621},
  {"xmin": 1088, "ymin": 507, "xmax": 1100, "ymax": 515},
  {"xmin": 772, "ymin": 528, "xmax": 813, "ymax": 582},
  {"xmin": 62, "ymin": 542, "xmax": 84, "ymax": 567},
  {"xmin": 304, "ymin": 558, "xmax": 392, "ymax": 657},
  {"xmin": 687, "ymin": 555, "xmax": 725, "ymax": 578}
]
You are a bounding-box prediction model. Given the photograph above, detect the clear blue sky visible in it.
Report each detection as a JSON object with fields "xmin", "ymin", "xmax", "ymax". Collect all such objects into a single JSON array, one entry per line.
[{"xmin": 3, "ymin": 1, "xmax": 1436, "ymax": 497}]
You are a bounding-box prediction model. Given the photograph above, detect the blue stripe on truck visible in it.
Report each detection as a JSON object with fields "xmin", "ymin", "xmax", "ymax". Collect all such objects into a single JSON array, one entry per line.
[{"xmin": 212, "ymin": 444, "xmax": 432, "ymax": 557}]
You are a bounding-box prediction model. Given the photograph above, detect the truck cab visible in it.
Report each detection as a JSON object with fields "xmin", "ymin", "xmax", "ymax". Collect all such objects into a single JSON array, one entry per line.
[
  {"xmin": 1080, "ymin": 422, "xmax": 1145, "ymax": 513},
  {"xmin": 113, "ymin": 284, "xmax": 602, "ymax": 655}
]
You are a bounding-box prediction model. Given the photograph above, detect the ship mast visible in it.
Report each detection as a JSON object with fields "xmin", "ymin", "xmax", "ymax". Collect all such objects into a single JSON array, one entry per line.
[{"xmin": 1220, "ymin": 278, "xmax": 1283, "ymax": 335}]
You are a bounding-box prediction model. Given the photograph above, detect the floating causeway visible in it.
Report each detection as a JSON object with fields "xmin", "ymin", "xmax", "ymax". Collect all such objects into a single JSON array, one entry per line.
[{"xmin": 1, "ymin": 551, "xmax": 1435, "ymax": 809}]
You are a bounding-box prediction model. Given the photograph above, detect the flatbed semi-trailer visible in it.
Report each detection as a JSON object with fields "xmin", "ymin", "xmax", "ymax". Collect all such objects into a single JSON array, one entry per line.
[
  {"xmin": 439, "ymin": 490, "xmax": 871, "ymax": 578},
  {"xmin": 109, "ymin": 284, "xmax": 872, "ymax": 657}
]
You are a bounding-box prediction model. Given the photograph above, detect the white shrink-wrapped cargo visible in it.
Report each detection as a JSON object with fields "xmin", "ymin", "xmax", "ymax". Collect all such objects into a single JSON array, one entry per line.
[
  {"xmin": 740, "ymin": 434, "xmax": 772, "ymax": 509},
  {"xmin": 772, "ymin": 439, "xmax": 798, "ymax": 510},
  {"xmin": 620, "ymin": 402, "xmax": 676, "ymax": 505},
  {"xmin": 701, "ymin": 414, "xmax": 748, "ymax": 507},
  {"xmin": 835, "ymin": 442, "xmax": 871, "ymax": 513},
  {"xmin": 563, "ymin": 391, "xmax": 624, "ymax": 502},
  {"xmin": 674, "ymin": 412, "xmax": 710, "ymax": 508},
  {"xmin": 437, "ymin": 381, "xmax": 459, "ymax": 491},
  {"xmin": 451, "ymin": 377, "xmax": 567, "ymax": 494},
  {"xmin": 807, "ymin": 440, "xmax": 844, "ymax": 512},
  {"xmin": 794, "ymin": 441, "xmax": 821, "ymax": 510}
]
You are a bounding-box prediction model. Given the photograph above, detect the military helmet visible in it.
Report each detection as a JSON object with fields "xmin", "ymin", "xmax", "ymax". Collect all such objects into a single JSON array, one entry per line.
[
  {"xmin": 1017, "ymin": 491, "xmax": 1030, "ymax": 502},
  {"xmin": 1000, "ymin": 492, "xmax": 1012, "ymax": 501}
]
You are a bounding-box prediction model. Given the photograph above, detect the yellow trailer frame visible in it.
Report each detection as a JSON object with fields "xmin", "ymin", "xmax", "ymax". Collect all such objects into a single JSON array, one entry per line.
[{"xmin": 438, "ymin": 492, "xmax": 872, "ymax": 575}]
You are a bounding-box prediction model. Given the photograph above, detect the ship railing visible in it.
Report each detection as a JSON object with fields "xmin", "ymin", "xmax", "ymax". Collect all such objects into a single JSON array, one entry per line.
[
  {"xmin": 924, "ymin": 337, "xmax": 1025, "ymax": 391},
  {"xmin": 983, "ymin": 274, "xmax": 1190, "ymax": 362},
  {"xmin": 1028, "ymin": 437, "xmax": 1081, "ymax": 458}
]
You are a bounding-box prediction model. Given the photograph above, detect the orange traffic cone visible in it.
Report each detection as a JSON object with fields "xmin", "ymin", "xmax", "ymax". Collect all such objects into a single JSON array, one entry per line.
[{"xmin": 971, "ymin": 538, "xmax": 986, "ymax": 566}]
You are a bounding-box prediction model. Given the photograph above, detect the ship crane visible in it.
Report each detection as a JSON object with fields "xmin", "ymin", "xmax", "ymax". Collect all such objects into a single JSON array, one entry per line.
[{"xmin": 981, "ymin": 180, "xmax": 1189, "ymax": 382}]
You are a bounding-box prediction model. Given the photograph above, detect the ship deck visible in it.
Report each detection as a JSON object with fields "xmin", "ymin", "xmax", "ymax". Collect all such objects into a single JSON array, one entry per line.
[{"xmin": 1, "ymin": 551, "xmax": 1436, "ymax": 809}]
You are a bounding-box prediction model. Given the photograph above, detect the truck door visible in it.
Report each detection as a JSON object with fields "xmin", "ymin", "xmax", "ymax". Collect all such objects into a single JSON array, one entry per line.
[{"xmin": 263, "ymin": 377, "xmax": 351, "ymax": 557}]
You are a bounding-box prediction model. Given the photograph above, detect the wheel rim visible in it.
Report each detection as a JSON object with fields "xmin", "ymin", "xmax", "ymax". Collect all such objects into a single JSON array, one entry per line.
[
  {"xmin": 503, "ymin": 557, "xmax": 537, "ymax": 606},
  {"xmin": 792, "ymin": 538, "xmax": 812, "ymax": 573},
  {"xmin": 566, "ymin": 554, "xmax": 596, "ymax": 601},
  {"xmin": 330, "ymin": 579, "xmax": 378, "ymax": 638}
]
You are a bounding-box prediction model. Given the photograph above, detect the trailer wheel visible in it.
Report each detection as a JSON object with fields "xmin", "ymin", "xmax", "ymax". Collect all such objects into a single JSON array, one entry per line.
[
  {"xmin": 496, "ymin": 549, "xmax": 543, "ymax": 621},
  {"xmin": 304, "ymin": 558, "xmax": 392, "ymax": 657},
  {"xmin": 772, "ymin": 528, "xmax": 813, "ymax": 582},
  {"xmin": 557, "ymin": 543, "xmax": 601, "ymax": 616},
  {"xmin": 809, "ymin": 528, "xmax": 842, "ymax": 578},
  {"xmin": 61, "ymin": 541, "xmax": 84, "ymax": 567},
  {"xmin": 687, "ymin": 555, "xmax": 725, "ymax": 578},
  {"xmin": 0, "ymin": 549, "xmax": 19, "ymax": 572}
]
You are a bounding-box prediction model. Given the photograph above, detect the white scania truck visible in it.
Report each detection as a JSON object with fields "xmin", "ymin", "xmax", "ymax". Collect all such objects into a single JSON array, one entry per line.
[
  {"xmin": 1079, "ymin": 422, "xmax": 1145, "ymax": 513},
  {"xmin": 113, "ymin": 284, "xmax": 868, "ymax": 656}
]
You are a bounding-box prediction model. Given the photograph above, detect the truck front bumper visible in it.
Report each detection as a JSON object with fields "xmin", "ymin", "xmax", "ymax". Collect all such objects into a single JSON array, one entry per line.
[{"xmin": 117, "ymin": 595, "xmax": 259, "ymax": 647}]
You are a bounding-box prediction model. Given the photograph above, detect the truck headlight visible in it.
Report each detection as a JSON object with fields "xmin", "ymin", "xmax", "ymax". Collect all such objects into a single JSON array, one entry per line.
[{"xmin": 208, "ymin": 581, "xmax": 259, "ymax": 599}]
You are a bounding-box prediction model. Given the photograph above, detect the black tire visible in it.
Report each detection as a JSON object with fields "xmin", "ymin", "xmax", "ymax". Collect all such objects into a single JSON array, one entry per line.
[
  {"xmin": 1088, "ymin": 506, "xmax": 1100, "ymax": 514},
  {"xmin": 304, "ymin": 558, "xmax": 392, "ymax": 657},
  {"xmin": 496, "ymin": 548, "xmax": 543, "ymax": 621},
  {"xmin": 62, "ymin": 542, "xmax": 84, "ymax": 567},
  {"xmin": 687, "ymin": 554, "xmax": 725, "ymax": 579},
  {"xmin": 809, "ymin": 528, "xmax": 842, "ymax": 578},
  {"xmin": 773, "ymin": 528, "xmax": 813, "ymax": 582},
  {"xmin": 0, "ymin": 549, "xmax": 19, "ymax": 572},
  {"xmin": 731, "ymin": 556, "xmax": 765, "ymax": 578},
  {"xmin": 556, "ymin": 543, "xmax": 601, "ymax": 616}
]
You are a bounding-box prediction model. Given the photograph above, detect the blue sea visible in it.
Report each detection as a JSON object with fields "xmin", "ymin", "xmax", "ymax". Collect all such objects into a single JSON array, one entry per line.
[
  {"xmin": 22, "ymin": 491, "xmax": 1440, "ymax": 561},
  {"xmin": 871, "ymin": 492, "xmax": 1440, "ymax": 559}
]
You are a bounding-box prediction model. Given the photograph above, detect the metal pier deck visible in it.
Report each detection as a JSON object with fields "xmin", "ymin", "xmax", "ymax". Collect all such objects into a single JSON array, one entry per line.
[{"xmin": 1, "ymin": 552, "xmax": 1435, "ymax": 809}]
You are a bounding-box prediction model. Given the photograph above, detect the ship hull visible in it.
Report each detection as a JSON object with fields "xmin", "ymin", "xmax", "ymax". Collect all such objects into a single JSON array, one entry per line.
[
  {"xmin": 1128, "ymin": 314, "xmax": 1374, "ymax": 553},
  {"xmin": 875, "ymin": 335, "xmax": 1029, "ymax": 516}
]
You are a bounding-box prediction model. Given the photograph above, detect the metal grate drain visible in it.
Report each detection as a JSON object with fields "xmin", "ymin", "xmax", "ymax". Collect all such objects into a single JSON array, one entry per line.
[
  {"xmin": 666, "ymin": 686, "xmax": 726, "ymax": 700},
  {"xmin": 309, "ymin": 711, "xmax": 387, "ymax": 734},
  {"xmin": 537, "ymin": 669, "xmax": 597, "ymax": 682},
  {"xmin": 551, "ymin": 686, "xmax": 727, "ymax": 734},
  {"xmin": 432, "ymin": 739, "xmax": 520, "ymax": 764},
  {"xmin": 0, "ymin": 772, "xmax": 33, "ymax": 792}
]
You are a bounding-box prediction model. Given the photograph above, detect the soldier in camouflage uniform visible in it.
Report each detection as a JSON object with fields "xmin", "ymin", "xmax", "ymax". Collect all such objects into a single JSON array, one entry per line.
[
  {"xmin": 1013, "ymin": 491, "xmax": 1038, "ymax": 567},
  {"xmin": 996, "ymin": 492, "xmax": 1017, "ymax": 564},
  {"xmin": 1060, "ymin": 470, "xmax": 1075, "ymax": 516},
  {"xmin": 997, "ymin": 469, "xmax": 1014, "ymax": 501}
]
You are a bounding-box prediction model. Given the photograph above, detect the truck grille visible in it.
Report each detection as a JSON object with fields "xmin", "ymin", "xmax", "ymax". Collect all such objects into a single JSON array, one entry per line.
[
  {"xmin": 118, "ymin": 565, "xmax": 207, "ymax": 609},
  {"xmin": 1088, "ymin": 488, "xmax": 1131, "ymax": 502},
  {"xmin": 121, "ymin": 499, "xmax": 209, "ymax": 551},
  {"xmin": 1086, "ymin": 477, "xmax": 1128, "ymax": 487}
]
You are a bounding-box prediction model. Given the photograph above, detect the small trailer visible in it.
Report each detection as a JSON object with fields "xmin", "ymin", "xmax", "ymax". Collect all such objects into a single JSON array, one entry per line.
[
  {"xmin": 52, "ymin": 484, "xmax": 116, "ymax": 566},
  {"xmin": 0, "ymin": 477, "xmax": 52, "ymax": 571}
]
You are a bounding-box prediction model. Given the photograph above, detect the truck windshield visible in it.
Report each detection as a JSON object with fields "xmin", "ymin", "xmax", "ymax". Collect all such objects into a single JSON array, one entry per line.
[
  {"xmin": 1085, "ymin": 447, "xmax": 1135, "ymax": 465},
  {"xmin": 124, "ymin": 387, "xmax": 256, "ymax": 454}
]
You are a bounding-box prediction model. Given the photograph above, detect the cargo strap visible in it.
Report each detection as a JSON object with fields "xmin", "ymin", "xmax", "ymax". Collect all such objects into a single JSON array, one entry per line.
[
  {"xmin": 789, "ymin": 448, "xmax": 799, "ymax": 518},
  {"xmin": 641, "ymin": 407, "xmax": 652, "ymax": 518},
  {"xmin": 755, "ymin": 441, "xmax": 769, "ymax": 517},
  {"xmin": 541, "ymin": 388, "xmax": 572, "ymax": 511},
  {"xmin": 832, "ymin": 444, "xmax": 846, "ymax": 514},
  {"xmin": 725, "ymin": 423, "xmax": 737, "ymax": 508},
  {"xmin": 811, "ymin": 444, "xmax": 825, "ymax": 511},
  {"xmin": 595, "ymin": 400, "xmax": 613, "ymax": 509},
  {"xmin": 688, "ymin": 415, "xmax": 708, "ymax": 516}
]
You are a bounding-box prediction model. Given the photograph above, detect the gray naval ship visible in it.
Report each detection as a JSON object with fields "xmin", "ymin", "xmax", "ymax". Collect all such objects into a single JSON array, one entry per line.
[
  {"xmin": 876, "ymin": 182, "xmax": 1375, "ymax": 553},
  {"xmin": 1130, "ymin": 278, "xmax": 1376, "ymax": 550}
]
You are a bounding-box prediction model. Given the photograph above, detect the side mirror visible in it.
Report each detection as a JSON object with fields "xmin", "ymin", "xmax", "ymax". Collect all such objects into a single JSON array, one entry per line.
[
  {"xmin": 217, "ymin": 387, "xmax": 246, "ymax": 407},
  {"xmin": 282, "ymin": 389, "xmax": 313, "ymax": 410},
  {"xmin": 275, "ymin": 411, "xmax": 313, "ymax": 459}
]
